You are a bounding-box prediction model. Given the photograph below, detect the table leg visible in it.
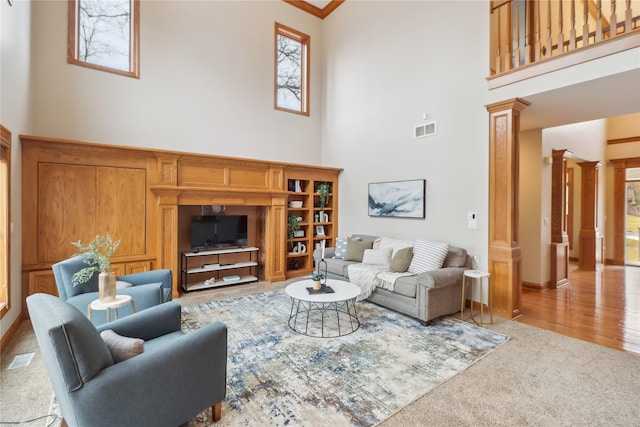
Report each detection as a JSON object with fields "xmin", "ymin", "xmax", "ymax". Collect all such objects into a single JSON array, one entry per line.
[
  {"xmin": 87, "ymin": 305, "xmax": 92, "ymax": 321},
  {"xmin": 479, "ymin": 277, "xmax": 484, "ymax": 327},
  {"xmin": 460, "ymin": 275, "xmax": 466, "ymax": 321}
]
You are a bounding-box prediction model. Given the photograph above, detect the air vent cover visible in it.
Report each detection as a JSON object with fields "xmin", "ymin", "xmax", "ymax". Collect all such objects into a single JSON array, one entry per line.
[{"xmin": 414, "ymin": 122, "xmax": 437, "ymax": 139}]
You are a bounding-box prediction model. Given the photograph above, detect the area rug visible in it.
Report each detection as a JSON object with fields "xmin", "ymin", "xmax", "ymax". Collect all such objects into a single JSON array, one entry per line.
[{"xmin": 181, "ymin": 289, "xmax": 509, "ymax": 426}]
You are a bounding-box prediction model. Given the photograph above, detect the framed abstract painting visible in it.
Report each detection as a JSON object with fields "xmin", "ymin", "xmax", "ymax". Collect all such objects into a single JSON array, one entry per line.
[{"xmin": 368, "ymin": 179, "xmax": 426, "ymax": 218}]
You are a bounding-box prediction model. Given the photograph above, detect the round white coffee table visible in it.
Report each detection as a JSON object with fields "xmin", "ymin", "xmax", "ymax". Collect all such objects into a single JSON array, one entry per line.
[
  {"xmin": 285, "ymin": 279, "xmax": 360, "ymax": 338},
  {"xmin": 87, "ymin": 295, "xmax": 136, "ymax": 322}
]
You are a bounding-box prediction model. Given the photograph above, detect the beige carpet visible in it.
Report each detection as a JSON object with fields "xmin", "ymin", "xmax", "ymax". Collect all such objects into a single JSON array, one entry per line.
[{"xmin": 2, "ymin": 302, "xmax": 639, "ymax": 426}]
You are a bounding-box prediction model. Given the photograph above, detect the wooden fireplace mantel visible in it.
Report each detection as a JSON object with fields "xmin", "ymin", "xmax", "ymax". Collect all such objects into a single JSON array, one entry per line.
[{"xmin": 21, "ymin": 135, "xmax": 341, "ymax": 304}]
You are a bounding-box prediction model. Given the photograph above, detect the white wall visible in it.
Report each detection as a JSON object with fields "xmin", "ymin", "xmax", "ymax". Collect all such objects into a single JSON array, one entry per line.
[
  {"xmin": 29, "ymin": 0, "xmax": 324, "ymax": 164},
  {"xmin": 322, "ymin": 1, "xmax": 491, "ymax": 265},
  {"xmin": 0, "ymin": 0, "xmax": 32, "ymax": 336},
  {"xmin": 519, "ymin": 129, "xmax": 544, "ymax": 285}
]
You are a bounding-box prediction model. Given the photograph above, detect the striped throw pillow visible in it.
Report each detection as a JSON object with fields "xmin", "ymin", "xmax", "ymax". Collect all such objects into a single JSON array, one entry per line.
[{"xmin": 407, "ymin": 240, "xmax": 450, "ymax": 274}]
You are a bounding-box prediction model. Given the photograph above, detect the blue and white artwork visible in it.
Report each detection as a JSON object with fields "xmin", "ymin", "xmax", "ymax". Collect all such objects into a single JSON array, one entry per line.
[{"xmin": 368, "ymin": 179, "xmax": 426, "ymax": 218}]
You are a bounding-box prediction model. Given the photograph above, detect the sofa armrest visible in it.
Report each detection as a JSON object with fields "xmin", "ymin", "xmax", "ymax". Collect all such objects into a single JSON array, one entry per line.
[
  {"xmin": 96, "ymin": 300, "xmax": 182, "ymax": 340},
  {"xmin": 416, "ymin": 267, "xmax": 465, "ymax": 289},
  {"xmin": 118, "ymin": 269, "xmax": 173, "ymax": 302}
]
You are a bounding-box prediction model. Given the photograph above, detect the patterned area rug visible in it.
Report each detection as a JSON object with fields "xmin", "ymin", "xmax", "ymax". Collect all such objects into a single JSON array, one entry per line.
[{"xmin": 181, "ymin": 290, "xmax": 509, "ymax": 426}]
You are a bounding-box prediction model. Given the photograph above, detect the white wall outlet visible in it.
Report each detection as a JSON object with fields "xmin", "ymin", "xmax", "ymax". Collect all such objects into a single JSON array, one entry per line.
[{"xmin": 467, "ymin": 211, "xmax": 478, "ymax": 229}]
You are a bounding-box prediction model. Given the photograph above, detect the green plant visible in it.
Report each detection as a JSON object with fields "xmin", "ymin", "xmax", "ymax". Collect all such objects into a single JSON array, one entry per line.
[
  {"xmin": 311, "ymin": 271, "xmax": 324, "ymax": 282},
  {"xmin": 317, "ymin": 182, "xmax": 330, "ymax": 209},
  {"xmin": 71, "ymin": 233, "xmax": 120, "ymax": 286},
  {"xmin": 288, "ymin": 215, "xmax": 300, "ymax": 241}
]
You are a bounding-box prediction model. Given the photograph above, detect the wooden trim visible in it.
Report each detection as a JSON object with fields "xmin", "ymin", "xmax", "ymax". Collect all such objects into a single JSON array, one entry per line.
[
  {"xmin": 522, "ymin": 280, "xmax": 549, "ymax": 290},
  {"xmin": 488, "ymin": 31, "xmax": 640, "ymax": 89},
  {"xmin": 282, "ymin": 0, "xmax": 344, "ymax": 19},
  {"xmin": 0, "ymin": 125, "xmax": 10, "ymax": 319},
  {"xmin": 611, "ymin": 157, "xmax": 640, "ymax": 265},
  {"xmin": 607, "ymin": 136, "xmax": 640, "ymax": 145}
]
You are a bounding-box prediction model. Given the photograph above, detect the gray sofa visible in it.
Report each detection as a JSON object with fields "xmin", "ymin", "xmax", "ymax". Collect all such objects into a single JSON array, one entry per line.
[{"xmin": 313, "ymin": 234, "xmax": 469, "ymax": 324}]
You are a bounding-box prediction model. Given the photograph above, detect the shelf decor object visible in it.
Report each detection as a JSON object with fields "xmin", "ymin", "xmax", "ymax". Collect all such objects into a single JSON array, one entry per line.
[{"xmin": 368, "ymin": 179, "xmax": 426, "ymax": 218}]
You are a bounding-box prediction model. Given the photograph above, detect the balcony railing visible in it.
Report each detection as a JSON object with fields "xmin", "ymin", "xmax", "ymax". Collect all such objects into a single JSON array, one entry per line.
[{"xmin": 490, "ymin": 0, "xmax": 640, "ymax": 84}]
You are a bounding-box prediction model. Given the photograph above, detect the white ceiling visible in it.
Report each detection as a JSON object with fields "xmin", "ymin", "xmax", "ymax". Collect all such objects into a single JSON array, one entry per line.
[
  {"xmin": 520, "ymin": 68, "xmax": 640, "ymax": 131},
  {"xmin": 304, "ymin": 1, "xmax": 333, "ymax": 8}
]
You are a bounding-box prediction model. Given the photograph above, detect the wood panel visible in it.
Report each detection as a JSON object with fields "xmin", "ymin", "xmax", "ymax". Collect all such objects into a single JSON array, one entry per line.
[
  {"xmin": 178, "ymin": 161, "xmax": 226, "ymax": 187},
  {"xmin": 28, "ymin": 270, "xmax": 57, "ymax": 296},
  {"xmin": 96, "ymin": 166, "xmax": 146, "ymax": 256},
  {"xmin": 37, "ymin": 163, "xmax": 96, "ymax": 262},
  {"xmin": 22, "ymin": 135, "xmax": 342, "ymax": 301}
]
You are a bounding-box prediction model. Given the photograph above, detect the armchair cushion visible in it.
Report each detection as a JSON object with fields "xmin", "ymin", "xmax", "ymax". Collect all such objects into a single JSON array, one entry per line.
[
  {"xmin": 52, "ymin": 255, "xmax": 99, "ymax": 300},
  {"xmin": 100, "ymin": 330, "xmax": 144, "ymax": 362}
]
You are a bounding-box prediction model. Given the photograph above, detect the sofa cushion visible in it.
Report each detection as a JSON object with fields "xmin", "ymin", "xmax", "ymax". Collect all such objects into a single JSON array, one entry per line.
[
  {"xmin": 443, "ymin": 246, "xmax": 468, "ymax": 268},
  {"xmin": 362, "ymin": 248, "xmax": 392, "ymax": 266},
  {"xmin": 408, "ymin": 240, "xmax": 450, "ymax": 274},
  {"xmin": 100, "ymin": 329, "xmax": 144, "ymax": 363},
  {"xmin": 375, "ymin": 237, "xmax": 414, "ymax": 257},
  {"xmin": 323, "ymin": 257, "xmax": 358, "ymax": 278},
  {"xmin": 344, "ymin": 237, "xmax": 374, "ymax": 262},
  {"xmin": 334, "ymin": 237, "xmax": 348, "ymax": 259},
  {"xmin": 389, "ymin": 246, "xmax": 413, "ymax": 273}
]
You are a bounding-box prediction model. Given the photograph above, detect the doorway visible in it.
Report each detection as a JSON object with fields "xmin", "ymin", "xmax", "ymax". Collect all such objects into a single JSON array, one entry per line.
[{"xmin": 625, "ymin": 168, "xmax": 640, "ymax": 266}]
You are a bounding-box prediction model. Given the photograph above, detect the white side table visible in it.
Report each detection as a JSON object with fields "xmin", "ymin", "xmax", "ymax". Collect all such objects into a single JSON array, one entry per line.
[
  {"xmin": 460, "ymin": 270, "xmax": 492, "ymax": 326},
  {"xmin": 88, "ymin": 295, "xmax": 136, "ymax": 322}
]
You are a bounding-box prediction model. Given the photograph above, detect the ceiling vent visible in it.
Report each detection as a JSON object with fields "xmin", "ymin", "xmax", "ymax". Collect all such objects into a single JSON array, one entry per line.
[{"xmin": 414, "ymin": 122, "xmax": 437, "ymax": 139}]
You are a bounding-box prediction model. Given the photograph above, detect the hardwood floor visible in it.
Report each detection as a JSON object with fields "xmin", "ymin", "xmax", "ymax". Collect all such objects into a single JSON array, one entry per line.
[{"xmin": 517, "ymin": 263, "xmax": 640, "ymax": 355}]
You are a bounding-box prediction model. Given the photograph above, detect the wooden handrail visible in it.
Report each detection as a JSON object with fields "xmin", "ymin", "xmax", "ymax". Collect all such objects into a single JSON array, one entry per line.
[{"xmin": 490, "ymin": 0, "xmax": 640, "ymax": 76}]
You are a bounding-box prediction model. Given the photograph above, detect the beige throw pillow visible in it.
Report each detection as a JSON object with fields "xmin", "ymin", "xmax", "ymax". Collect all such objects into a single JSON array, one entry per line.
[
  {"xmin": 100, "ymin": 329, "xmax": 144, "ymax": 363},
  {"xmin": 344, "ymin": 237, "xmax": 374, "ymax": 262},
  {"xmin": 389, "ymin": 246, "xmax": 413, "ymax": 272}
]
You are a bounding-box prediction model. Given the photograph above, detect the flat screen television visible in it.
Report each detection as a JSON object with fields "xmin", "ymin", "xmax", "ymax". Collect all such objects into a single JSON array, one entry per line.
[{"xmin": 191, "ymin": 215, "xmax": 248, "ymax": 249}]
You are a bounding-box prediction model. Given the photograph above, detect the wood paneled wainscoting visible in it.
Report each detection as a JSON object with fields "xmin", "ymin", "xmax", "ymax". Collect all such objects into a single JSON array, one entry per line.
[{"xmin": 21, "ymin": 136, "xmax": 341, "ymax": 308}]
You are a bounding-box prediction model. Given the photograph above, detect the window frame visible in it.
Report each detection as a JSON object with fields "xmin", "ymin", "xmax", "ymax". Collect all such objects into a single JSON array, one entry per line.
[
  {"xmin": 0, "ymin": 125, "xmax": 11, "ymax": 319},
  {"xmin": 274, "ymin": 22, "xmax": 310, "ymax": 116},
  {"xmin": 67, "ymin": 0, "xmax": 140, "ymax": 79}
]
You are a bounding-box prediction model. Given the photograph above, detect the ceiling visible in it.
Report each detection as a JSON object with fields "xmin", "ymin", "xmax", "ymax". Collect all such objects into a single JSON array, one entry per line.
[{"xmin": 283, "ymin": 0, "xmax": 344, "ymax": 19}]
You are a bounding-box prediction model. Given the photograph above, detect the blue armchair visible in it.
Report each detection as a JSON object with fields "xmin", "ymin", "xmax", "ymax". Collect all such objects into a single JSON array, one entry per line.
[
  {"xmin": 52, "ymin": 255, "xmax": 173, "ymax": 325},
  {"xmin": 26, "ymin": 293, "xmax": 228, "ymax": 427}
]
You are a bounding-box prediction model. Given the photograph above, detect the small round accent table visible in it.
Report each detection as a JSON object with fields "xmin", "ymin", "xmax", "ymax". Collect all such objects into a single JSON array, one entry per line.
[
  {"xmin": 460, "ymin": 270, "xmax": 492, "ymax": 326},
  {"xmin": 88, "ymin": 295, "xmax": 136, "ymax": 322},
  {"xmin": 285, "ymin": 279, "xmax": 360, "ymax": 338}
]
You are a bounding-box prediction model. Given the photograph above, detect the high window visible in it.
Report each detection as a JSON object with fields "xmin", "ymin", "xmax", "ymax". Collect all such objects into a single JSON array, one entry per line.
[
  {"xmin": 68, "ymin": 0, "xmax": 140, "ymax": 78},
  {"xmin": 274, "ymin": 23, "xmax": 310, "ymax": 116},
  {"xmin": 0, "ymin": 125, "xmax": 10, "ymax": 319}
]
